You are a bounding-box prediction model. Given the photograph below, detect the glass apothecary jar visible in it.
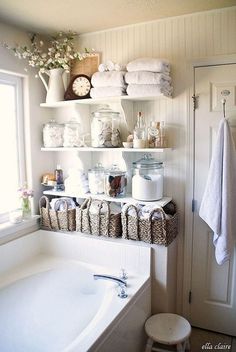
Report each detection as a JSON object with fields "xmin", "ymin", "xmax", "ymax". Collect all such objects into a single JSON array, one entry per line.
[
  {"xmin": 88, "ymin": 163, "xmax": 105, "ymax": 194},
  {"xmin": 63, "ymin": 121, "xmax": 81, "ymax": 147},
  {"xmin": 105, "ymin": 164, "xmax": 127, "ymax": 197},
  {"xmin": 132, "ymin": 153, "xmax": 164, "ymax": 201},
  {"xmin": 43, "ymin": 119, "xmax": 64, "ymax": 148},
  {"xmin": 91, "ymin": 106, "xmax": 121, "ymax": 148}
]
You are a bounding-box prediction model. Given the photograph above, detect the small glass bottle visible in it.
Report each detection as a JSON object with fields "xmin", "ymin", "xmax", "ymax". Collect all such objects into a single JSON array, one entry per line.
[
  {"xmin": 54, "ymin": 164, "xmax": 64, "ymax": 191},
  {"xmin": 160, "ymin": 120, "xmax": 167, "ymax": 147},
  {"xmin": 148, "ymin": 121, "xmax": 161, "ymax": 148},
  {"xmin": 133, "ymin": 111, "xmax": 146, "ymax": 148}
]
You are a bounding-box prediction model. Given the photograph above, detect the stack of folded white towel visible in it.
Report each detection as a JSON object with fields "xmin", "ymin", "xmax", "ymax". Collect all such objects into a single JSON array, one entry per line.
[
  {"xmin": 64, "ymin": 169, "xmax": 89, "ymax": 194},
  {"xmin": 91, "ymin": 61, "xmax": 127, "ymax": 98},
  {"xmin": 125, "ymin": 58, "xmax": 173, "ymax": 97}
]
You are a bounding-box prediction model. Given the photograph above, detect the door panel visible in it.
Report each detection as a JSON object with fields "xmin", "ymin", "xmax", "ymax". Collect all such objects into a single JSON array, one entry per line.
[{"xmin": 191, "ymin": 64, "xmax": 236, "ymax": 336}]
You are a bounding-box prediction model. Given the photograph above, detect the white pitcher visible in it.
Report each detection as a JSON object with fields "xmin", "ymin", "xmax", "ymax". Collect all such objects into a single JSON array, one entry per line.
[{"xmin": 39, "ymin": 68, "xmax": 67, "ymax": 103}]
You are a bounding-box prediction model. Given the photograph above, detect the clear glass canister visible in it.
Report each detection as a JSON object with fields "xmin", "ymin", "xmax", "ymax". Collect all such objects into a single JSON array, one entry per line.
[
  {"xmin": 91, "ymin": 106, "xmax": 121, "ymax": 148},
  {"xmin": 88, "ymin": 163, "xmax": 105, "ymax": 194},
  {"xmin": 63, "ymin": 121, "xmax": 81, "ymax": 147},
  {"xmin": 105, "ymin": 164, "xmax": 127, "ymax": 197},
  {"xmin": 132, "ymin": 153, "xmax": 164, "ymax": 201},
  {"xmin": 43, "ymin": 119, "xmax": 64, "ymax": 148}
]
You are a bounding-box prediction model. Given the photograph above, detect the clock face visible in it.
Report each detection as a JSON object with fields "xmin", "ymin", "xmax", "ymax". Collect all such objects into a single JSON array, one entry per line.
[{"xmin": 72, "ymin": 76, "xmax": 91, "ymax": 97}]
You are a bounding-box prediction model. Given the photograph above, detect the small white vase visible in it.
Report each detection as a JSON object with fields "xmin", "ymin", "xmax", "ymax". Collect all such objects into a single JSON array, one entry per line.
[{"xmin": 39, "ymin": 68, "xmax": 66, "ymax": 103}]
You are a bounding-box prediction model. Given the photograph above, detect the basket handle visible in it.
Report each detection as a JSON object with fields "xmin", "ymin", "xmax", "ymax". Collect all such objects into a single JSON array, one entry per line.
[
  {"xmin": 39, "ymin": 196, "xmax": 52, "ymax": 229},
  {"xmin": 56, "ymin": 199, "xmax": 69, "ymax": 230},
  {"xmin": 123, "ymin": 204, "xmax": 139, "ymax": 240},
  {"xmin": 147, "ymin": 207, "xmax": 166, "ymax": 243},
  {"xmin": 96, "ymin": 200, "xmax": 110, "ymax": 236}
]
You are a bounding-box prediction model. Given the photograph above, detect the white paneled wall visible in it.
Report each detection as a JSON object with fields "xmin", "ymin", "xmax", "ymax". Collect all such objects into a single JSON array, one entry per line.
[{"xmin": 77, "ymin": 7, "xmax": 236, "ymax": 311}]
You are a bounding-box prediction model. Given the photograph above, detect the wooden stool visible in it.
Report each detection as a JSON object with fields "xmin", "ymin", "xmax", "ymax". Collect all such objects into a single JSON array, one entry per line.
[{"xmin": 145, "ymin": 313, "xmax": 191, "ymax": 352}]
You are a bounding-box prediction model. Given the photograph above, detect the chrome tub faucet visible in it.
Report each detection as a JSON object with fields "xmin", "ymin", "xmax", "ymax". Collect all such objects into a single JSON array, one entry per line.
[{"xmin": 93, "ymin": 274, "xmax": 128, "ymax": 298}]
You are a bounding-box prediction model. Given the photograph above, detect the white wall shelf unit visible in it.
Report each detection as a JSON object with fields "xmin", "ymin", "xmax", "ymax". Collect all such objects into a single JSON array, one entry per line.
[
  {"xmin": 41, "ymin": 147, "xmax": 171, "ymax": 152},
  {"xmin": 40, "ymin": 93, "xmax": 173, "ymax": 207},
  {"xmin": 43, "ymin": 189, "xmax": 171, "ymax": 207},
  {"xmin": 40, "ymin": 94, "xmax": 171, "ymax": 108}
]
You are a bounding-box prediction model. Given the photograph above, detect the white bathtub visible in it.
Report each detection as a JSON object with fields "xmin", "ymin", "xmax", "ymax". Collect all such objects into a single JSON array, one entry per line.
[{"xmin": 0, "ymin": 230, "xmax": 151, "ymax": 352}]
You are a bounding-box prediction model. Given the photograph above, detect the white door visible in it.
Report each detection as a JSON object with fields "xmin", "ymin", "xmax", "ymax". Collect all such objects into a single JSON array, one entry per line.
[{"xmin": 191, "ymin": 64, "xmax": 236, "ymax": 336}]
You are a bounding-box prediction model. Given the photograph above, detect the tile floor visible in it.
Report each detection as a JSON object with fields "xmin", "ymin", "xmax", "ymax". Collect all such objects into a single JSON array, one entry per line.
[{"xmin": 190, "ymin": 327, "xmax": 236, "ymax": 352}]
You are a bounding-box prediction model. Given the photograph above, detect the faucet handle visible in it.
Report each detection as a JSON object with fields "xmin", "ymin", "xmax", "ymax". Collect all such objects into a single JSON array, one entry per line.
[
  {"xmin": 120, "ymin": 268, "xmax": 128, "ymax": 280},
  {"xmin": 118, "ymin": 284, "xmax": 128, "ymax": 299}
]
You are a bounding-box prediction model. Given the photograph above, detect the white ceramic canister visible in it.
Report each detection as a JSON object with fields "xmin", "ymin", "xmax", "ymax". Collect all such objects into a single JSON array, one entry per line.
[
  {"xmin": 88, "ymin": 163, "xmax": 105, "ymax": 194},
  {"xmin": 132, "ymin": 153, "xmax": 164, "ymax": 201}
]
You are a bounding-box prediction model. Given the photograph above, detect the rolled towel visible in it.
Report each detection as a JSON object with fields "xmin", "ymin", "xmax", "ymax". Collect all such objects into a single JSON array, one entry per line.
[
  {"xmin": 114, "ymin": 63, "xmax": 126, "ymax": 71},
  {"xmin": 98, "ymin": 63, "xmax": 108, "ymax": 72},
  {"xmin": 106, "ymin": 60, "xmax": 115, "ymax": 71},
  {"xmin": 127, "ymin": 84, "xmax": 173, "ymax": 97},
  {"xmin": 127, "ymin": 58, "xmax": 170, "ymax": 73},
  {"xmin": 125, "ymin": 71, "xmax": 171, "ymax": 85},
  {"xmin": 90, "ymin": 86, "xmax": 127, "ymax": 98},
  {"xmin": 91, "ymin": 71, "xmax": 126, "ymax": 88}
]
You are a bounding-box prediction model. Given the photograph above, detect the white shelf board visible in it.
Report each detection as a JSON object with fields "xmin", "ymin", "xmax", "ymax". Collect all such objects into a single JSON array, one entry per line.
[
  {"xmin": 41, "ymin": 147, "xmax": 171, "ymax": 152},
  {"xmin": 43, "ymin": 190, "xmax": 172, "ymax": 207},
  {"xmin": 40, "ymin": 94, "xmax": 171, "ymax": 108}
]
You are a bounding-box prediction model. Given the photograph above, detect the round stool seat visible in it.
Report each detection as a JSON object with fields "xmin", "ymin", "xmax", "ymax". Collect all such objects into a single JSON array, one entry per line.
[{"xmin": 145, "ymin": 313, "xmax": 191, "ymax": 346}]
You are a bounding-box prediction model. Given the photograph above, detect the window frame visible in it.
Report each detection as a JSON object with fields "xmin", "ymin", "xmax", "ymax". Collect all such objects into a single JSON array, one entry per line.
[{"xmin": 0, "ymin": 71, "xmax": 26, "ymax": 223}]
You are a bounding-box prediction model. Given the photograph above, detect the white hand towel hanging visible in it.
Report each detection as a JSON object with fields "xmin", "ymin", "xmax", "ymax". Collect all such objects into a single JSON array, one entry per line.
[{"xmin": 199, "ymin": 118, "xmax": 236, "ymax": 265}]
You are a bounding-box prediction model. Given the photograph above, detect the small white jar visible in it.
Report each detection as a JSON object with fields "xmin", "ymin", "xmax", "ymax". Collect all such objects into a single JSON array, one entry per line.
[
  {"xmin": 63, "ymin": 121, "xmax": 81, "ymax": 147},
  {"xmin": 43, "ymin": 119, "xmax": 64, "ymax": 148},
  {"xmin": 88, "ymin": 163, "xmax": 105, "ymax": 194}
]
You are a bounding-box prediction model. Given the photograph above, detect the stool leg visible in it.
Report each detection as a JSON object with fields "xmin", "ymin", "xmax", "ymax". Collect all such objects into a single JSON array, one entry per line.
[
  {"xmin": 177, "ymin": 343, "xmax": 184, "ymax": 352},
  {"xmin": 185, "ymin": 339, "xmax": 190, "ymax": 351},
  {"xmin": 145, "ymin": 337, "xmax": 154, "ymax": 352}
]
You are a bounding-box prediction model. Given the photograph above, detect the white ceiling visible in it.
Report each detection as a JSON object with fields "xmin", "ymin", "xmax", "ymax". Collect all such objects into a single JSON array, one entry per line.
[{"xmin": 0, "ymin": 0, "xmax": 235, "ymax": 35}]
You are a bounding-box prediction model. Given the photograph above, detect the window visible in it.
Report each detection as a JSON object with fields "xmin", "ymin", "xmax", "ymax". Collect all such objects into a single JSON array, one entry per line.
[{"xmin": 0, "ymin": 72, "xmax": 26, "ymax": 222}]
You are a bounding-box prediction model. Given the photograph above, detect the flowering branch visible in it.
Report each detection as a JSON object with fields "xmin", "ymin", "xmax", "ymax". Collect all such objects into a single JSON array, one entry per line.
[{"xmin": 2, "ymin": 31, "xmax": 92, "ymax": 73}]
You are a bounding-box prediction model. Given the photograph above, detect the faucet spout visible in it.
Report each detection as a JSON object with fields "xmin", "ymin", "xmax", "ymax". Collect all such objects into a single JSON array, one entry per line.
[{"xmin": 93, "ymin": 274, "xmax": 127, "ymax": 287}]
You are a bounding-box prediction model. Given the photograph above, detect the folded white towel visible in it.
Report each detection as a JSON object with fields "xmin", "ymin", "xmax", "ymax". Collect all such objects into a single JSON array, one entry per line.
[
  {"xmin": 50, "ymin": 197, "xmax": 76, "ymax": 211},
  {"xmin": 125, "ymin": 71, "xmax": 171, "ymax": 85},
  {"xmin": 127, "ymin": 84, "xmax": 173, "ymax": 97},
  {"xmin": 127, "ymin": 58, "xmax": 170, "ymax": 73},
  {"xmin": 199, "ymin": 118, "xmax": 236, "ymax": 265},
  {"xmin": 90, "ymin": 87, "xmax": 127, "ymax": 98},
  {"xmin": 89, "ymin": 201, "xmax": 121, "ymax": 215},
  {"xmin": 91, "ymin": 71, "xmax": 126, "ymax": 88}
]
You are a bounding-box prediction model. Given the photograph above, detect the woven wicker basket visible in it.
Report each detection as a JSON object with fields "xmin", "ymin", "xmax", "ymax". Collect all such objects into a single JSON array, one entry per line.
[
  {"xmin": 76, "ymin": 198, "xmax": 122, "ymax": 238},
  {"xmin": 39, "ymin": 196, "xmax": 76, "ymax": 231},
  {"xmin": 121, "ymin": 201, "xmax": 178, "ymax": 246}
]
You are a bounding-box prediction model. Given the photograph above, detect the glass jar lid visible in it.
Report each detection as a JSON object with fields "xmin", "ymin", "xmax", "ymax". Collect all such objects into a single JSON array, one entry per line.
[
  {"xmin": 44, "ymin": 119, "xmax": 63, "ymax": 127},
  {"xmin": 92, "ymin": 105, "xmax": 120, "ymax": 118},
  {"xmin": 105, "ymin": 164, "xmax": 126, "ymax": 176},
  {"xmin": 132, "ymin": 153, "xmax": 163, "ymax": 169},
  {"xmin": 88, "ymin": 163, "xmax": 105, "ymax": 174},
  {"xmin": 64, "ymin": 120, "xmax": 81, "ymax": 127}
]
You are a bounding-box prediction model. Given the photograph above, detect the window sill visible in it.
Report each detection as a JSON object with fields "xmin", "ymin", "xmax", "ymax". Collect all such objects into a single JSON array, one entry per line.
[{"xmin": 0, "ymin": 215, "xmax": 40, "ymax": 244}]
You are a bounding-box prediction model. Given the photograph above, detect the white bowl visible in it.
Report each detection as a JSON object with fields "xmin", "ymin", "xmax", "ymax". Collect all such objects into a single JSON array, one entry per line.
[{"xmin": 123, "ymin": 142, "xmax": 133, "ymax": 148}]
